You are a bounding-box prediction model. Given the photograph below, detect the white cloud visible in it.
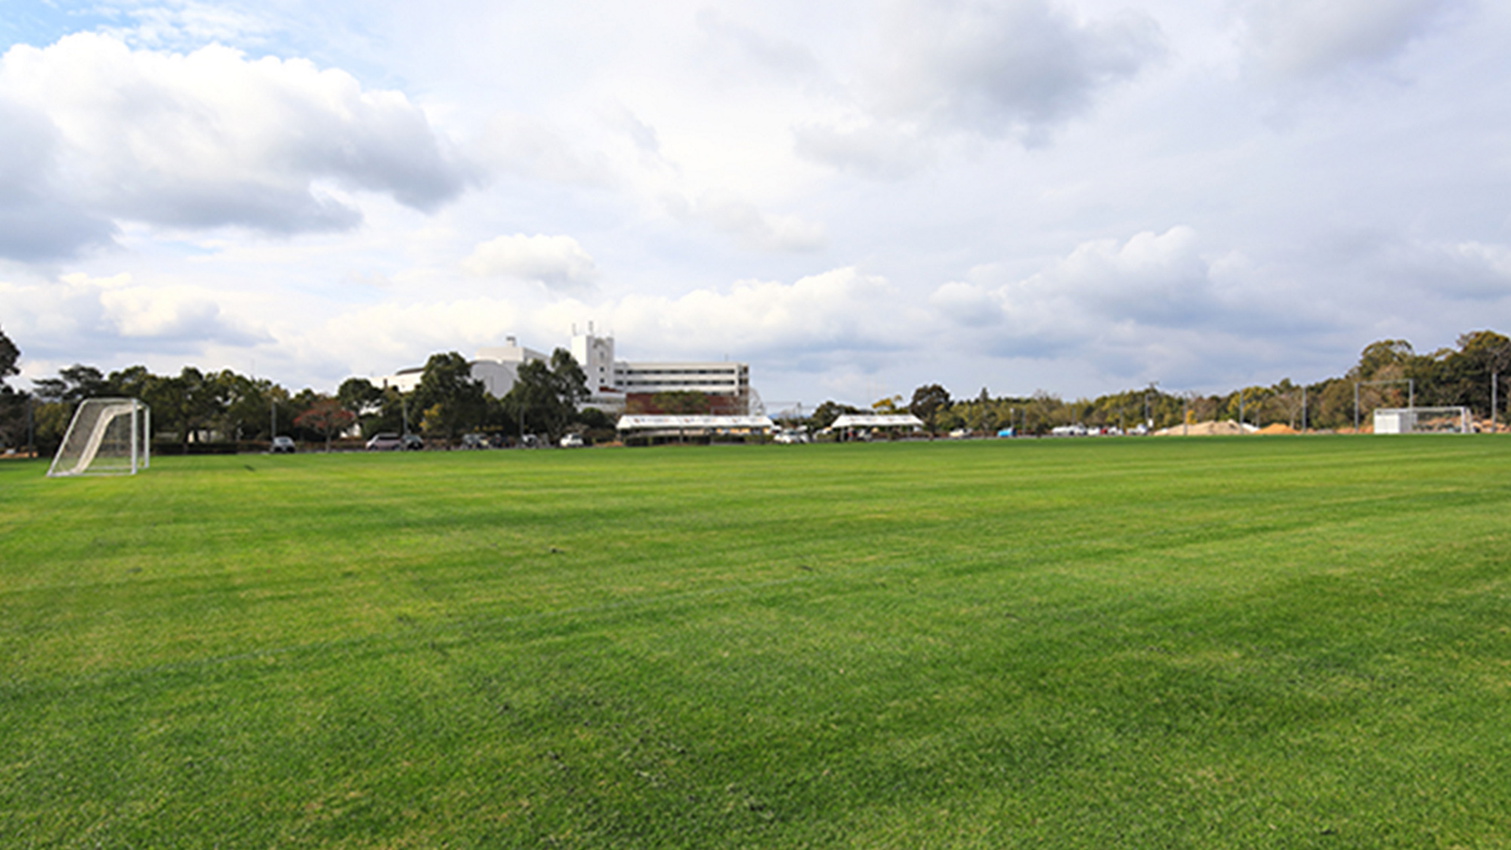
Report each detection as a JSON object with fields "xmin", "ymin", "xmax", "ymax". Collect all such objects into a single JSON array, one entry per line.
[
  {"xmin": 0, "ymin": 32, "xmax": 471, "ymax": 259},
  {"xmin": 0, "ymin": 271, "xmax": 267, "ymax": 367},
  {"xmin": 791, "ymin": 119, "xmax": 934, "ymax": 178},
  {"xmin": 1241, "ymin": 0, "xmax": 1462, "ymax": 78},
  {"xmin": 0, "ymin": 96, "xmax": 119, "ymax": 260},
  {"xmin": 96, "ymin": 0, "xmax": 280, "ymax": 50},
  {"xmin": 929, "ymin": 227, "xmax": 1331, "ymax": 363},
  {"xmin": 694, "ymin": 8, "xmax": 823, "ymax": 83},
  {"xmin": 594, "ymin": 267, "xmax": 905, "ymax": 360},
  {"xmin": 689, "ymin": 193, "xmax": 828, "ymax": 253},
  {"xmin": 866, "ymin": 0, "xmax": 1165, "ymax": 141},
  {"xmin": 461, "ymin": 234, "xmax": 599, "ymax": 291}
]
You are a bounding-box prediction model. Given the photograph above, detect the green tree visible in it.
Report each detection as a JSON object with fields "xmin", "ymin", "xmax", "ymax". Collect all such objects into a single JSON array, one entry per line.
[
  {"xmin": 502, "ymin": 349, "xmax": 590, "ymax": 442},
  {"xmin": 33, "ymin": 364, "xmax": 110, "ymax": 403},
  {"xmin": 156, "ymin": 367, "xmax": 225, "ymax": 446},
  {"xmin": 411, "ymin": 352, "xmax": 487, "ymax": 446},
  {"xmin": 0, "ymin": 326, "xmax": 26, "ymax": 450},
  {"xmin": 338, "ymin": 377, "xmax": 384, "ymax": 435},
  {"xmin": 1023, "ymin": 390, "xmax": 1064, "ymax": 435},
  {"xmin": 0, "ymin": 326, "xmax": 17, "ymax": 384},
  {"xmin": 1355, "ymin": 339, "xmax": 1415, "ymax": 380},
  {"xmin": 808, "ymin": 400, "xmax": 861, "ymax": 431},
  {"xmin": 909, "ymin": 384, "xmax": 952, "ymax": 435}
]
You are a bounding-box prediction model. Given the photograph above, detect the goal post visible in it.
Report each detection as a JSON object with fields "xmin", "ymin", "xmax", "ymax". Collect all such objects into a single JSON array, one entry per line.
[
  {"xmin": 1372, "ymin": 407, "xmax": 1471, "ymax": 435},
  {"xmin": 47, "ymin": 398, "xmax": 152, "ymax": 477}
]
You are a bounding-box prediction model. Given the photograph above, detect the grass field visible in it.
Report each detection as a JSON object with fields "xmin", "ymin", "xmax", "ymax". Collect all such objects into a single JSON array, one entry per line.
[{"xmin": 2, "ymin": 437, "xmax": 1509, "ymax": 848}]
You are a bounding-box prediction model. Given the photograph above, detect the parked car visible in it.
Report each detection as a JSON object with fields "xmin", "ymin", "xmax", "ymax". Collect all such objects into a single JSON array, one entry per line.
[
  {"xmin": 461, "ymin": 433, "xmax": 489, "ymax": 450},
  {"xmin": 366, "ymin": 433, "xmax": 402, "ymax": 450},
  {"xmin": 366, "ymin": 433, "xmax": 425, "ymax": 451},
  {"xmin": 270, "ymin": 435, "xmax": 296, "ymax": 453},
  {"xmin": 559, "ymin": 433, "xmax": 584, "ymax": 448}
]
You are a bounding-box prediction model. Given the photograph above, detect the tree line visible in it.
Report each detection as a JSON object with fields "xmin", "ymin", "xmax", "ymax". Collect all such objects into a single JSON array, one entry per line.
[
  {"xmin": 0, "ymin": 328, "xmax": 599, "ymax": 454},
  {"xmin": 2, "ymin": 327, "xmax": 1508, "ymax": 452},
  {"xmin": 800, "ymin": 330, "xmax": 1511, "ymax": 436}
]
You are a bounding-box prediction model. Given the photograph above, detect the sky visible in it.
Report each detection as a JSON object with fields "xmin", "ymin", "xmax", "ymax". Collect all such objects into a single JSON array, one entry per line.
[{"xmin": 1, "ymin": 0, "xmax": 1508, "ymax": 411}]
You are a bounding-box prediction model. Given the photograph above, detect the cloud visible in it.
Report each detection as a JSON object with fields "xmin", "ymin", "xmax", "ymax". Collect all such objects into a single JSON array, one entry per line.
[
  {"xmin": 694, "ymin": 9, "xmax": 823, "ymax": 83},
  {"xmin": 461, "ymin": 234, "xmax": 599, "ymax": 291},
  {"xmin": 0, "ymin": 96, "xmax": 119, "ymax": 260},
  {"xmin": 668, "ymin": 192, "xmax": 827, "ymax": 253},
  {"xmin": 595, "ymin": 267, "xmax": 906, "ymax": 360},
  {"xmin": 95, "ymin": 0, "xmax": 280, "ymax": 51},
  {"xmin": 867, "ymin": 0, "xmax": 1165, "ymax": 141},
  {"xmin": 0, "ymin": 33, "xmax": 471, "ymax": 260},
  {"xmin": 1241, "ymin": 0, "xmax": 1462, "ymax": 78},
  {"xmin": 0, "ymin": 271, "xmax": 268, "ymax": 365},
  {"xmin": 1379, "ymin": 239, "xmax": 1511, "ymax": 302},
  {"xmin": 929, "ymin": 227, "xmax": 1329, "ymax": 362},
  {"xmin": 791, "ymin": 120, "xmax": 934, "ymax": 178}
]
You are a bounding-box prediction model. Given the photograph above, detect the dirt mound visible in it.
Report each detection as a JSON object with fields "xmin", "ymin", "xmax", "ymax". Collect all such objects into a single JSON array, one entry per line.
[
  {"xmin": 1258, "ymin": 423, "xmax": 1298, "ymax": 435},
  {"xmin": 1153, "ymin": 420, "xmax": 1256, "ymax": 436}
]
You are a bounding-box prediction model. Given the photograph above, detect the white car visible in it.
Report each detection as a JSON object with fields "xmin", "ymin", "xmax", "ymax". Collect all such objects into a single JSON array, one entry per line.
[
  {"xmin": 559, "ymin": 433, "xmax": 584, "ymax": 448},
  {"xmin": 270, "ymin": 436, "xmax": 296, "ymax": 453}
]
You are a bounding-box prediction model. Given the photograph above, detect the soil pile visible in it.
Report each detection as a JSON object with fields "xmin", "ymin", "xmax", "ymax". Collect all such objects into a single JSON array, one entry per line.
[{"xmin": 1153, "ymin": 420, "xmax": 1256, "ymax": 436}]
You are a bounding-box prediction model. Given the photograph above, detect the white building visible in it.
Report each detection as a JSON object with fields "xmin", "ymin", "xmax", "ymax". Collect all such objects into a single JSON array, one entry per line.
[
  {"xmin": 380, "ymin": 329, "xmax": 751, "ymax": 414},
  {"xmin": 570, "ymin": 328, "xmax": 750, "ymax": 413},
  {"xmin": 379, "ymin": 336, "xmax": 546, "ymax": 397}
]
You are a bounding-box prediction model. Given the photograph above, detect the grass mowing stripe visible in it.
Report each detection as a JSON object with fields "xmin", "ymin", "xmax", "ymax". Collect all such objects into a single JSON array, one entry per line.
[{"xmin": 2, "ymin": 438, "xmax": 1509, "ymax": 847}]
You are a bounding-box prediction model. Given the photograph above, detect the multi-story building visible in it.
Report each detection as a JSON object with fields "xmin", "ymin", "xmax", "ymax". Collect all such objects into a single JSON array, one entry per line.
[
  {"xmin": 570, "ymin": 328, "xmax": 750, "ymax": 414},
  {"xmin": 380, "ymin": 328, "xmax": 751, "ymax": 414}
]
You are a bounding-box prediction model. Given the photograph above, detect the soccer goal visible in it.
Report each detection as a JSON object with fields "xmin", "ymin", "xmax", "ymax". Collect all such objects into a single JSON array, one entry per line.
[
  {"xmin": 1372, "ymin": 406, "xmax": 1471, "ymax": 435},
  {"xmin": 47, "ymin": 398, "xmax": 152, "ymax": 477}
]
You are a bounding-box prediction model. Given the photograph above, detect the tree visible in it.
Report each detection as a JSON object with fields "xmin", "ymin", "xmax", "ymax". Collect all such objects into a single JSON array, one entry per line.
[
  {"xmin": 410, "ymin": 352, "xmax": 487, "ymax": 446},
  {"xmin": 338, "ymin": 377, "xmax": 384, "ymax": 434},
  {"xmin": 1355, "ymin": 339, "xmax": 1415, "ymax": 380},
  {"xmin": 0, "ymin": 326, "xmax": 17, "ymax": 385},
  {"xmin": 908, "ymin": 384, "xmax": 952, "ymax": 434},
  {"xmin": 295, "ymin": 398, "xmax": 356, "ymax": 452},
  {"xmin": 645, "ymin": 390, "xmax": 711, "ymax": 414},
  {"xmin": 0, "ymin": 327, "xmax": 25, "ymax": 450},
  {"xmin": 33, "ymin": 364, "xmax": 109, "ymax": 403},
  {"xmin": 212, "ymin": 371, "xmax": 273, "ymax": 442},
  {"xmin": 1024, "ymin": 390, "xmax": 1065, "ymax": 435},
  {"xmin": 808, "ymin": 400, "xmax": 861, "ymax": 431},
  {"xmin": 502, "ymin": 349, "xmax": 590, "ymax": 442},
  {"xmin": 145, "ymin": 367, "xmax": 224, "ymax": 446}
]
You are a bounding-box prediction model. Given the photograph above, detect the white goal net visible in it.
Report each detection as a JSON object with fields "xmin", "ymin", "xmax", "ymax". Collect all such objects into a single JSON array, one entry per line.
[
  {"xmin": 1372, "ymin": 406, "xmax": 1471, "ymax": 435},
  {"xmin": 47, "ymin": 398, "xmax": 152, "ymax": 477}
]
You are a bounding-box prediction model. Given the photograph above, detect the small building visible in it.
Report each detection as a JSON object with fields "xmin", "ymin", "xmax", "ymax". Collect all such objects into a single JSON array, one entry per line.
[
  {"xmin": 828, "ymin": 414, "xmax": 925, "ymax": 436},
  {"xmin": 616, "ymin": 415, "xmax": 775, "ymax": 444}
]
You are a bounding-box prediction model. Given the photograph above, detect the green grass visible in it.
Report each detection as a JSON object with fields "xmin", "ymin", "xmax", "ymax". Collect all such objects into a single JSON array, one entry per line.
[{"xmin": 2, "ymin": 437, "xmax": 1509, "ymax": 848}]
